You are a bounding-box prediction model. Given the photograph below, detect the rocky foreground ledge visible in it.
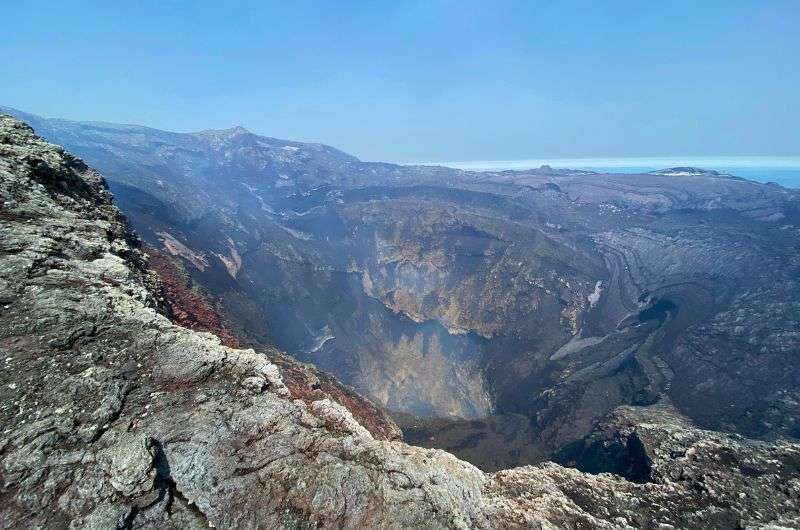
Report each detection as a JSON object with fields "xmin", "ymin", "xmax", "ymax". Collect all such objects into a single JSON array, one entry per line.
[{"xmin": 1, "ymin": 113, "xmax": 798, "ymax": 529}]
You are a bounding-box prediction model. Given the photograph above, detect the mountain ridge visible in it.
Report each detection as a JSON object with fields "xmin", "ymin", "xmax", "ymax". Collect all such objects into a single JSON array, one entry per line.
[{"xmin": 3, "ymin": 105, "xmax": 785, "ymax": 188}]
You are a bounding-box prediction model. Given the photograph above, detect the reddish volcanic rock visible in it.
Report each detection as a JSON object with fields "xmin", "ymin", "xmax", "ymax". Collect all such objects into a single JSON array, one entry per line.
[
  {"xmin": 273, "ymin": 355, "xmax": 402, "ymax": 441},
  {"xmin": 145, "ymin": 246, "xmax": 240, "ymax": 348},
  {"xmin": 144, "ymin": 246, "xmax": 401, "ymax": 441}
]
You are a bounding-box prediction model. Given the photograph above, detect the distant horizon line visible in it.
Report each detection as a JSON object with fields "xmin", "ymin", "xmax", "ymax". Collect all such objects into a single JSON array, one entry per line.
[
  {"xmin": 3, "ymin": 106, "xmax": 800, "ymax": 169},
  {"xmin": 403, "ymin": 155, "xmax": 800, "ymax": 171}
]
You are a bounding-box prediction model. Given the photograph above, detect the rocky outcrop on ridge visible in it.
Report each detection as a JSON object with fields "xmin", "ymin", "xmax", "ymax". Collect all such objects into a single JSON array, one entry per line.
[
  {"xmin": 487, "ymin": 403, "xmax": 800, "ymax": 529},
  {"xmin": 1, "ymin": 113, "xmax": 800, "ymax": 528}
]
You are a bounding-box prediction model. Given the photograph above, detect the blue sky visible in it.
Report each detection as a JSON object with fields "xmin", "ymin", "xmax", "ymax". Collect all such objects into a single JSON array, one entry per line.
[{"xmin": 1, "ymin": 1, "xmax": 798, "ymax": 162}]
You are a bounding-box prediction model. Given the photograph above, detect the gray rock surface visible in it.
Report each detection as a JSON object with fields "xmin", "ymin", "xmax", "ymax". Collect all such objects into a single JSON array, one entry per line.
[{"xmin": 1, "ymin": 113, "xmax": 799, "ymax": 528}]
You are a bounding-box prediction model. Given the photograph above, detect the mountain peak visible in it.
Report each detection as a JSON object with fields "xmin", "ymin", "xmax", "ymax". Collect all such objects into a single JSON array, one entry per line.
[
  {"xmin": 649, "ymin": 166, "xmax": 728, "ymax": 177},
  {"xmin": 191, "ymin": 125, "xmax": 254, "ymax": 146}
]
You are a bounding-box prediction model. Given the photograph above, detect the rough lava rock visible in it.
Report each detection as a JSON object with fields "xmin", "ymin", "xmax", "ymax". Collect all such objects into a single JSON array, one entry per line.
[{"xmin": 1, "ymin": 113, "xmax": 800, "ymax": 528}]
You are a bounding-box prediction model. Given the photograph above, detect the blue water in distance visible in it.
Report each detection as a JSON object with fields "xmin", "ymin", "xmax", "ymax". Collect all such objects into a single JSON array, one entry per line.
[{"xmin": 421, "ymin": 157, "xmax": 800, "ymax": 189}]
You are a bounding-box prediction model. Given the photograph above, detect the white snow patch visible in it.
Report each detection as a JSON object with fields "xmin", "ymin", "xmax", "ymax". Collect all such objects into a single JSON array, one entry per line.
[
  {"xmin": 282, "ymin": 225, "xmax": 313, "ymax": 240},
  {"xmin": 551, "ymin": 334, "xmax": 607, "ymax": 361},
  {"xmin": 588, "ymin": 281, "xmax": 603, "ymax": 307},
  {"xmin": 307, "ymin": 325, "xmax": 335, "ymax": 353},
  {"xmin": 240, "ymin": 182, "xmax": 276, "ymax": 213}
]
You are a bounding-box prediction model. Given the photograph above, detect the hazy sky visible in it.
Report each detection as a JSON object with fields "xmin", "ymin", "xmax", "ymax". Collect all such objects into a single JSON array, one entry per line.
[{"xmin": 2, "ymin": 1, "xmax": 798, "ymax": 162}]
